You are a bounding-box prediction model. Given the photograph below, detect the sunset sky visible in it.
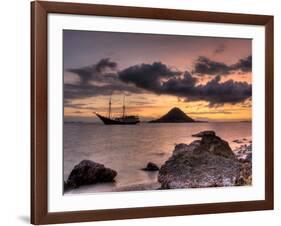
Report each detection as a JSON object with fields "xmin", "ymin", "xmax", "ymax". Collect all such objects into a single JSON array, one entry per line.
[{"xmin": 63, "ymin": 30, "xmax": 252, "ymax": 122}]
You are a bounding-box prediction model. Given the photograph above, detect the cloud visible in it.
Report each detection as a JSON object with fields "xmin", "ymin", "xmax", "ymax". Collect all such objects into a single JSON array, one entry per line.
[
  {"xmin": 188, "ymin": 75, "xmax": 252, "ymax": 106},
  {"xmin": 161, "ymin": 71, "xmax": 197, "ymax": 94},
  {"xmin": 231, "ymin": 55, "xmax": 252, "ymax": 73},
  {"xmin": 64, "ymin": 82, "xmax": 143, "ymax": 100},
  {"xmin": 119, "ymin": 62, "xmax": 181, "ymax": 92},
  {"xmin": 214, "ymin": 44, "xmax": 226, "ymax": 54},
  {"xmin": 193, "ymin": 55, "xmax": 252, "ymax": 76},
  {"xmin": 67, "ymin": 58, "xmax": 118, "ymax": 85},
  {"xmin": 192, "ymin": 56, "xmax": 231, "ymax": 76},
  {"xmin": 95, "ymin": 58, "xmax": 117, "ymax": 73},
  {"xmin": 161, "ymin": 74, "xmax": 251, "ymax": 106},
  {"xmin": 65, "ymin": 59, "xmax": 252, "ymax": 106},
  {"xmin": 73, "ymin": 110, "xmax": 83, "ymax": 114},
  {"xmin": 118, "ymin": 63, "xmax": 251, "ymax": 106},
  {"xmin": 188, "ymin": 111, "xmax": 232, "ymax": 115},
  {"xmin": 65, "ymin": 102, "xmax": 99, "ymax": 111},
  {"xmin": 65, "ymin": 58, "xmax": 143, "ymax": 100}
]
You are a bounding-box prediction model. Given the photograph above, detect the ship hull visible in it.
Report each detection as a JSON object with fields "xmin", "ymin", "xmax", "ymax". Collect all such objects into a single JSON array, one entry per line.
[{"xmin": 95, "ymin": 113, "xmax": 140, "ymax": 125}]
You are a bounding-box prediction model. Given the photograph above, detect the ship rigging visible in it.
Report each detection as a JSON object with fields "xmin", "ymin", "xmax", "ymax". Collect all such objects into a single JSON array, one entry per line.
[{"xmin": 94, "ymin": 96, "xmax": 140, "ymax": 125}]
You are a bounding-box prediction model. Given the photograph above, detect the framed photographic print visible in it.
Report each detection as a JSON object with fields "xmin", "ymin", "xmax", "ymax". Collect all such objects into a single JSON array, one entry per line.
[{"xmin": 31, "ymin": 1, "xmax": 274, "ymax": 225}]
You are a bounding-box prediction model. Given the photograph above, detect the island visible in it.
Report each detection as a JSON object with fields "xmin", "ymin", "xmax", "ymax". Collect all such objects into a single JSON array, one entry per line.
[{"xmin": 149, "ymin": 107, "xmax": 195, "ymax": 123}]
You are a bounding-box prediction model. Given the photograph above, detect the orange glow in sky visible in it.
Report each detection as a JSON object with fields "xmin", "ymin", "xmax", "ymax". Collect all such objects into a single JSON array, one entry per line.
[{"xmin": 63, "ymin": 30, "xmax": 252, "ymax": 122}]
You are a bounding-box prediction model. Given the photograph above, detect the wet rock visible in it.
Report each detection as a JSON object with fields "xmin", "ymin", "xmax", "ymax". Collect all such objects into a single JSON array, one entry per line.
[
  {"xmin": 66, "ymin": 160, "xmax": 117, "ymax": 189},
  {"xmin": 64, "ymin": 181, "xmax": 69, "ymax": 191},
  {"xmin": 234, "ymin": 144, "xmax": 252, "ymax": 185},
  {"xmin": 142, "ymin": 162, "xmax": 159, "ymax": 171},
  {"xmin": 245, "ymin": 152, "xmax": 252, "ymax": 162},
  {"xmin": 158, "ymin": 131, "xmax": 241, "ymax": 189},
  {"xmin": 235, "ymin": 144, "xmax": 252, "ymax": 162},
  {"xmin": 236, "ymin": 161, "xmax": 252, "ymax": 186},
  {"xmin": 194, "ymin": 131, "xmax": 236, "ymax": 159}
]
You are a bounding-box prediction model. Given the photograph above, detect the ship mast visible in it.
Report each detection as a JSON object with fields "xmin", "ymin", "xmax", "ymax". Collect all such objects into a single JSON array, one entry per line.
[
  {"xmin": 108, "ymin": 96, "xmax": 112, "ymax": 119},
  {"xmin": 122, "ymin": 95, "xmax": 125, "ymax": 118}
]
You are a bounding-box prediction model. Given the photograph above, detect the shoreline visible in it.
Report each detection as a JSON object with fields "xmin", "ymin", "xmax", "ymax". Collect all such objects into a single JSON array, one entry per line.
[
  {"xmin": 65, "ymin": 136, "xmax": 252, "ymax": 194},
  {"xmin": 64, "ymin": 181, "xmax": 161, "ymax": 194}
]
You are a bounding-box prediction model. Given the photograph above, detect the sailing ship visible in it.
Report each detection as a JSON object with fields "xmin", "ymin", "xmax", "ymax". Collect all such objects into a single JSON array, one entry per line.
[{"xmin": 94, "ymin": 96, "xmax": 140, "ymax": 125}]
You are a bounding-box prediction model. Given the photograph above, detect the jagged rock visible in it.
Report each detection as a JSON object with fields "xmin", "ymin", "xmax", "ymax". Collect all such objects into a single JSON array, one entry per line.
[
  {"xmin": 235, "ymin": 144, "xmax": 252, "ymax": 162},
  {"xmin": 64, "ymin": 181, "xmax": 69, "ymax": 191},
  {"xmin": 245, "ymin": 152, "xmax": 252, "ymax": 162},
  {"xmin": 65, "ymin": 160, "xmax": 117, "ymax": 189},
  {"xmin": 142, "ymin": 162, "xmax": 159, "ymax": 171},
  {"xmin": 236, "ymin": 161, "xmax": 252, "ymax": 186},
  {"xmin": 194, "ymin": 131, "xmax": 235, "ymax": 159},
  {"xmin": 235, "ymin": 144, "xmax": 252, "ymax": 185},
  {"xmin": 158, "ymin": 131, "xmax": 242, "ymax": 189}
]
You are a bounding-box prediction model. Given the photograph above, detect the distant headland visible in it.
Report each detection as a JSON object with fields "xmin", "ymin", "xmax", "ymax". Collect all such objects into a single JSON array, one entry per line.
[{"xmin": 149, "ymin": 107, "xmax": 196, "ymax": 123}]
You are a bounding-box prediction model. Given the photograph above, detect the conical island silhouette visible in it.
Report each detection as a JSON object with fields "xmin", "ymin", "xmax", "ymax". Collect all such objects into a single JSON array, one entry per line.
[{"xmin": 149, "ymin": 107, "xmax": 195, "ymax": 123}]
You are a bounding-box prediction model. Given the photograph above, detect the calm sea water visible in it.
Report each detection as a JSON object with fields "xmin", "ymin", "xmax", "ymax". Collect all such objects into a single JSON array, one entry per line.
[{"xmin": 64, "ymin": 122, "xmax": 251, "ymax": 194}]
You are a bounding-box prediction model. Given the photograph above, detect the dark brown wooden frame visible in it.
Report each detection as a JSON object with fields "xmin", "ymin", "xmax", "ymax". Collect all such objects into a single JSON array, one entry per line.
[{"xmin": 31, "ymin": 0, "xmax": 274, "ymax": 224}]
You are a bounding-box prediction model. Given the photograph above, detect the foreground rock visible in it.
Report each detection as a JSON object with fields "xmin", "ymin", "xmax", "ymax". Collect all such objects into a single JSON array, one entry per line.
[
  {"xmin": 158, "ymin": 131, "xmax": 251, "ymax": 189},
  {"xmin": 192, "ymin": 131, "xmax": 235, "ymax": 159},
  {"xmin": 234, "ymin": 144, "xmax": 252, "ymax": 162},
  {"xmin": 141, "ymin": 162, "xmax": 159, "ymax": 171},
  {"xmin": 234, "ymin": 144, "xmax": 252, "ymax": 185},
  {"xmin": 65, "ymin": 160, "xmax": 117, "ymax": 189}
]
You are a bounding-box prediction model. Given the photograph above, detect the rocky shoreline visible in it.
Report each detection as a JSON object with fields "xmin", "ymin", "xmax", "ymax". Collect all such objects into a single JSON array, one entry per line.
[
  {"xmin": 64, "ymin": 160, "xmax": 117, "ymax": 191},
  {"xmin": 158, "ymin": 131, "xmax": 252, "ymax": 189},
  {"xmin": 64, "ymin": 131, "xmax": 252, "ymax": 193}
]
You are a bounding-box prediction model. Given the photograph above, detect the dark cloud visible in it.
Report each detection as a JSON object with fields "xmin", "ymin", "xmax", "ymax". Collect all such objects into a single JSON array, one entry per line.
[
  {"xmin": 193, "ymin": 55, "xmax": 252, "ymax": 76},
  {"xmin": 230, "ymin": 55, "xmax": 252, "ymax": 73},
  {"xmin": 95, "ymin": 58, "xmax": 117, "ymax": 73},
  {"xmin": 67, "ymin": 58, "xmax": 118, "ymax": 85},
  {"xmin": 188, "ymin": 75, "xmax": 252, "ymax": 106},
  {"xmin": 119, "ymin": 62, "xmax": 181, "ymax": 92},
  {"xmin": 67, "ymin": 66, "xmax": 93, "ymax": 85},
  {"xmin": 64, "ymin": 82, "xmax": 142, "ymax": 100},
  {"xmin": 65, "ymin": 58, "xmax": 143, "ymax": 100},
  {"xmin": 65, "ymin": 59, "xmax": 251, "ymax": 106},
  {"xmin": 64, "ymin": 102, "xmax": 87, "ymax": 109},
  {"xmin": 161, "ymin": 71, "xmax": 197, "ymax": 94},
  {"xmin": 214, "ymin": 44, "xmax": 226, "ymax": 54},
  {"xmin": 65, "ymin": 102, "xmax": 99, "ymax": 111},
  {"xmin": 192, "ymin": 56, "xmax": 231, "ymax": 76},
  {"xmin": 118, "ymin": 63, "xmax": 251, "ymax": 106}
]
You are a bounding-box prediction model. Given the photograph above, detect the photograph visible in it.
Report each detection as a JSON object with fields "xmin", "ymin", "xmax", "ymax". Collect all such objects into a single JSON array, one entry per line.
[
  {"xmin": 63, "ymin": 30, "xmax": 253, "ymax": 194},
  {"xmin": 29, "ymin": 1, "xmax": 274, "ymax": 224}
]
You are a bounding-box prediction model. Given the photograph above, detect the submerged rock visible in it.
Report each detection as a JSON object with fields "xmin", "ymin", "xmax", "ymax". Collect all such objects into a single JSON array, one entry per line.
[
  {"xmin": 158, "ymin": 131, "xmax": 248, "ymax": 189},
  {"xmin": 142, "ymin": 162, "xmax": 159, "ymax": 171},
  {"xmin": 65, "ymin": 160, "xmax": 117, "ymax": 189}
]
